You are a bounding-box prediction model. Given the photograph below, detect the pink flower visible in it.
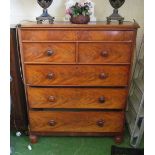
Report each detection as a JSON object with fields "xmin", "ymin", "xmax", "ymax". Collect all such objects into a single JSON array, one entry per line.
[
  {"xmin": 66, "ymin": 8, "xmax": 72, "ymax": 15},
  {"xmin": 78, "ymin": 2, "xmax": 84, "ymax": 7}
]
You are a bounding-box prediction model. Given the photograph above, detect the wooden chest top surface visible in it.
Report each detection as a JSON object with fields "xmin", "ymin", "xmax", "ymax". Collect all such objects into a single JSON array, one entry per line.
[{"xmin": 19, "ymin": 21, "xmax": 139, "ymax": 29}]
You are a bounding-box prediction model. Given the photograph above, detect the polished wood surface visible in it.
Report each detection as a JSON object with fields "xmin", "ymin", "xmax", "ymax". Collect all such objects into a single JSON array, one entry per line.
[
  {"xmin": 23, "ymin": 43, "xmax": 76, "ymax": 63},
  {"xmin": 25, "ymin": 65, "xmax": 129, "ymax": 86},
  {"xmin": 21, "ymin": 30, "xmax": 77, "ymax": 41},
  {"xmin": 77, "ymin": 31, "xmax": 134, "ymax": 41},
  {"xmin": 27, "ymin": 87, "xmax": 127, "ymax": 109},
  {"xmin": 79, "ymin": 43, "xmax": 132, "ymax": 64},
  {"xmin": 21, "ymin": 29, "xmax": 134, "ymax": 42},
  {"xmin": 18, "ymin": 22, "xmax": 139, "ymax": 143},
  {"xmin": 19, "ymin": 21, "xmax": 139, "ymax": 29},
  {"xmin": 29, "ymin": 111, "xmax": 124, "ymax": 133}
]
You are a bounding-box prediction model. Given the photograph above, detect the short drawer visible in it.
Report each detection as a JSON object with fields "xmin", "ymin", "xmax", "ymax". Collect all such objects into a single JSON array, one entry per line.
[
  {"xmin": 29, "ymin": 111, "xmax": 124, "ymax": 133},
  {"xmin": 78, "ymin": 31, "xmax": 134, "ymax": 41},
  {"xmin": 79, "ymin": 43, "xmax": 132, "ymax": 64},
  {"xmin": 22, "ymin": 43, "xmax": 76, "ymax": 63},
  {"xmin": 21, "ymin": 29, "xmax": 77, "ymax": 41},
  {"xmin": 27, "ymin": 87, "xmax": 127, "ymax": 109},
  {"xmin": 25, "ymin": 65, "xmax": 129, "ymax": 86}
]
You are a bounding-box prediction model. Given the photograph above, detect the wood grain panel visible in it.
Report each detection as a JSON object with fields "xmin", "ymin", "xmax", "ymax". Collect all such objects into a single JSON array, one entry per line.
[
  {"xmin": 25, "ymin": 65, "xmax": 130, "ymax": 86},
  {"xmin": 27, "ymin": 87, "xmax": 127, "ymax": 109},
  {"xmin": 21, "ymin": 30, "xmax": 77, "ymax": 41},
  {"xmin": 79, "ymin": 43, "xmax": 131, "ymax": 63},
  {"xmin": 29, "ymin": 111, "xmax": 124, "ymax": 132},
  {"xmin": 22, "ymin": 43, "xmax": 76, "ymax": 63},
  {"xmin": 78, "ymin": 31, "xmax": 134, "ymax": 41}
]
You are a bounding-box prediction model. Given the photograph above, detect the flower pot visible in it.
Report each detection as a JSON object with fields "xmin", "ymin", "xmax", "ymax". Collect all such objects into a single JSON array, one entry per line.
[{"xmin": 70, "ymin": 15, "xmax": 90, "ymax": 24}]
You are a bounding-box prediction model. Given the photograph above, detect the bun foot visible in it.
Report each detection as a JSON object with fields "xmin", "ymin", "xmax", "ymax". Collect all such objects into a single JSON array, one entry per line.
[
  {"xmin": 114, "ymin": 135, "xmax": 123, "ymax": 144},
  {"xmin": 29, "ymin": 135, "xmax": 38, "ymax": 144}
]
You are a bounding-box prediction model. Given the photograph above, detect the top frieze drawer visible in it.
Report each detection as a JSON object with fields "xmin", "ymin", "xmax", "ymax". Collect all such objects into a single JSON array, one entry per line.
[{"xmin": 20, "ymin": 29, "xmax": 134, "ymax": 42}]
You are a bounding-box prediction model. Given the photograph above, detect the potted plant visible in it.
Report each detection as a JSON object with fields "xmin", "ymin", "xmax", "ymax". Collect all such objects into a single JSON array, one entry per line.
[{"xmin": 66, "ymin": 2, "xmax": 92, "ymax": 24}]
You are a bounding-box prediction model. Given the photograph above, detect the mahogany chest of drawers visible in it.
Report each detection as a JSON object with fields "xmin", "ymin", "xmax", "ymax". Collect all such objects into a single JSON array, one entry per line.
[{"xmin": 18, "ymin": 22, "xmax": 139, "ymax": 143}]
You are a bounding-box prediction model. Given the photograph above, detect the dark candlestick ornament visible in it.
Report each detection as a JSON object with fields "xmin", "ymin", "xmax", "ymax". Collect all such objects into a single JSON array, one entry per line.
[
  {"xmin": 107, "ymin": 0, "xmax": 125, "ymax": 24},
  {"xmin": 36, "ymin": 0, "xmax": 55, "ymax": 24}
]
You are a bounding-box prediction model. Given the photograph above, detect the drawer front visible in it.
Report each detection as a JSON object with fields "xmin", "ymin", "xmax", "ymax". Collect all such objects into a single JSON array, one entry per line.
[
  {"xmin": 29, "ymin": 111, "xmax": 124, "ymax": 132},
  {"xmin": 21, "ymin": 29, "xmax": 77, "ymax": 41},
  {"xmin": 79, "ymin": 43, "xmax": 132, "ymax": 64},
  {"xmin": 78, "ymin": 31, "xmax": 134, "ymax": 41},
  {"xmin": 27, "ymin": 87, "xmax": 127, "ymax": 109},
  {"xmin": 21, "ymin": 30, "xmax": 134, "ymax": 41},
  {"xmin": 22, "ymin": 43, "xmax": 76, "ymax": 63},
  {"xmin": 25, "ymin": 65, "xmax": 129, "ymax": 86}
]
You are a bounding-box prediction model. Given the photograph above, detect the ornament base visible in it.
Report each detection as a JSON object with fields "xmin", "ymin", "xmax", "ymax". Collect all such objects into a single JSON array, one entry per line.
[
  {"xmin": 107, "ymin": 9, "xmax": 124, "ymax": 24},
  {"xmin": 36, "ymin": 9, "xmax": 55, "ymax": 24}
]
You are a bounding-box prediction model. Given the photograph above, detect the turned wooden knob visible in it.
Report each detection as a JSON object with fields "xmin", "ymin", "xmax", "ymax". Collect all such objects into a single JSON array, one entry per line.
[
  {"xmin": 99, "ymin": 96, "xmax": 105, "ymax": 103},
  {"xmin": 48, "ymin": 120, "xmax": 57, "ymax": 126},
  {"xmin": 101, "ymin": 51, "xmax": 108, "ymax": 57},
  {"xmin": 47, "ymin": 50, "xmax": 54, "ymax": 56},
  {"xmin": 99, "ymin": 73, "xmax": 107, "ymax": 79},
  {"xmin": 47, "ymin": 73, "xmax": 54, "ymax": 79},
  {"xmin": 97, "ymin": 119, "xmax": 104, "ymax": 127},
  {"xmin": 48, "ymin": 96, "xmax": 55, "ymax": 102}
]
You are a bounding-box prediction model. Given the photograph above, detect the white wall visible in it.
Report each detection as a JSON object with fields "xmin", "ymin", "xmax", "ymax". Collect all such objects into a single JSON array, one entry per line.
[
  {"xmin": 11, "ymin": 0, "xmax": 144, "ymax": 24},
  {"xmin": 10, "ymin": 0, "xmax": 65, "ymax": 24},
  {"xmin": 10, "ymin": 0, "xmax": 144, "ymax": 49}
]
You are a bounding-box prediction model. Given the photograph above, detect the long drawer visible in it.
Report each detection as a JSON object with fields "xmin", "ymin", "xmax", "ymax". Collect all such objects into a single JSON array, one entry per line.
[
  {"xmin": 29, "ymin": 111, "xmax": 124, "ymax": 132},
  {"xmin": 27, "ymin": 87, "xmax": 127, "ymax": 109},
  {"xmin": 22, "ymin": 43, "xmax": 76, "ymax": 63},
  {"xmin": 79, "ymin": 42, "xmax": 132, "ymax": 64},
  {"xmin": 20, "ymin": 29, "xmax": 133, "ymax": 41},
  {"xmin": 25, "ymin": 65, "xmax": 130, "ymax": 86}
]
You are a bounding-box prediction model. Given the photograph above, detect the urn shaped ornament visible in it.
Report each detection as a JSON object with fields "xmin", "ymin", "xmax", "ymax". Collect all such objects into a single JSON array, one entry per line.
[
  {"xmin": 107, "ymin": 0, "xmax": 125, "ymax": 24},
  {"xmin": 36, "ymin": 0, "xmax": 55, "ymax": 24}
]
